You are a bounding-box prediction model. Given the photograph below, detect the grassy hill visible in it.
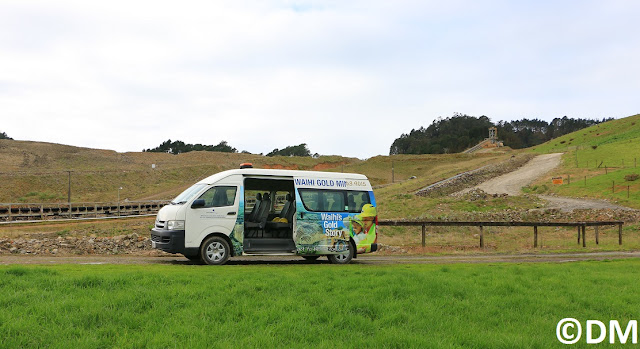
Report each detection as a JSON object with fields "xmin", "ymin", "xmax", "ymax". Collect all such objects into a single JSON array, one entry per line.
[
  {"xmin": 0, "ymin": 140, "xmax": 355, "ymax": 203},
  {"xmin": 530, "ymin": 113, "xmax": 640, "ymax": 208},
  {"xmin": 0, "ymin": 140, "xmax": 515, "ymax": 206}
]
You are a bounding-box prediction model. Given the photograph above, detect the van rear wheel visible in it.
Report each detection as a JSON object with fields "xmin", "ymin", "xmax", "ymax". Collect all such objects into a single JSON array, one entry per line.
[
  {"xmin": 327, "ymin": 242, "xmax": 354, "ymax": 264},
  {"xmin": 201, "ymin": 236, "xmax": 230, "ymax": 265}
]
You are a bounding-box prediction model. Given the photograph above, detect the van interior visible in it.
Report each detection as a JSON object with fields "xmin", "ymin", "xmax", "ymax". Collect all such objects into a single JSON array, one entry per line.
[{"xmin": 243, "ymin": 178, "xmax": 296, "ymax": 253}]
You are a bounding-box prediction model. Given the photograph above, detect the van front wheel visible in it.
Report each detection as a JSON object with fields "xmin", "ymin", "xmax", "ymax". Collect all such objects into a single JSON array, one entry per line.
[
  {"xmin": 201, "ymin": 236, "xmax": 230, "ymax": 265},
  {"xmin": 327, "ymin": 243, "xmax": 354, "ymax": 264}
]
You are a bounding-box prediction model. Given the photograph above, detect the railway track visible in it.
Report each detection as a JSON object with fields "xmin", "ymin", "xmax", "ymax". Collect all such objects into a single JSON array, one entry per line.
[{"xmin": 0, "ymin": 200, "xmax": 169, "ymax": 223}]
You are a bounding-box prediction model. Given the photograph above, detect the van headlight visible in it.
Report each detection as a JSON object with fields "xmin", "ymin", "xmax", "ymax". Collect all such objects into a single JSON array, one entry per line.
[{"xmin": 167, "ymin": 220, "xmax": 185, "ymax": 230}]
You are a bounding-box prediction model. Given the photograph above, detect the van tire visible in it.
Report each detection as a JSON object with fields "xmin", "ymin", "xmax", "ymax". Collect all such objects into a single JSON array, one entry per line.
[
  {"xmin": 327, "ymin": 242, "xmax": 354, "ymax": 264},
  {"xmin": 200, "ymin": 236, "xmax": 230, "ymax": 265}
]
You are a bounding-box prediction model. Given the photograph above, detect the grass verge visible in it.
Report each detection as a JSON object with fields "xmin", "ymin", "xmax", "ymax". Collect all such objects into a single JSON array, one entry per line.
[{"xmin": 1, "ymin": 260, "xmax": 640, "ymax": 348}]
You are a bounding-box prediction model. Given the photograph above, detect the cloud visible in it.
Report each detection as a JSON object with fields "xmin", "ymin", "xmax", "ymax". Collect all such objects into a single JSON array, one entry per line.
[{"xmin": 1, "ymin": 0, "xmax": 639, "ymax": 158}]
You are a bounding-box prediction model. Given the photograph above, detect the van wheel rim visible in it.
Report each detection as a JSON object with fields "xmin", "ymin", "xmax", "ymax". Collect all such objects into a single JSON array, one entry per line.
[
  {"xmin": 336, "ymin": 253, "xmax": 348, "ymax": 261},
  {"xmin": 206, "ymin": 242, "xmax": 225, "ymax": 261}
]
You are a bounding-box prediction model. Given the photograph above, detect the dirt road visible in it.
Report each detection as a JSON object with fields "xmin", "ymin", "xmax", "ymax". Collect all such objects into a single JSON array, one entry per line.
[
  {"xmin": 466, "ymin": 153, "xmax": 562, "ymax": 196},
  {"xmin": 1, "ymin": 252, "xmax": 639, "ymax": 265},
  {"xmin": 460, "ymin": 153, "xmax": 634, "ymax": 211}
]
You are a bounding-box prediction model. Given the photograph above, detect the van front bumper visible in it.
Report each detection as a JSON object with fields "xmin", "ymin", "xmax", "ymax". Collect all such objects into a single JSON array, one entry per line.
[{"xmin": 151, "ymin": 228, "xmax": 186, "ymax": 254}]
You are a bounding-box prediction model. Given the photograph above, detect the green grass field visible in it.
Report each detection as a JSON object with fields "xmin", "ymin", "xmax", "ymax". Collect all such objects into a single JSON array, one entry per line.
[{"xmin": 2, "ymin": 260, "xmax": 640, "ymax": 348}]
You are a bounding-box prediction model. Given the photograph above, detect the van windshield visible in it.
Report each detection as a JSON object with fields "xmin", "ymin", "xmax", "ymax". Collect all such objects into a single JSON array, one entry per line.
[{"xmin": 171, "ymin": 183, "xmax": 207, "ymax": 205}]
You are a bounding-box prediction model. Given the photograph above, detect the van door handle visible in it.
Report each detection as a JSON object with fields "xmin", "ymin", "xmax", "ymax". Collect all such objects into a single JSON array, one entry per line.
[{"xmin": 228, "ymin": 212, "xmax": 236, "ymax": 215}]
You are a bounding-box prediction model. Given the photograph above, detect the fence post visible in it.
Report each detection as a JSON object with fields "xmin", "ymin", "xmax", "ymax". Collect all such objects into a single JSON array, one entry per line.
[
  {"xmin": 595, "ymin": 226, "xmax": 599, "ymax": 245},
  {"xmin": 421, "ymin": 224, "xmax": 426, "ymax": 247},
  {"xmin": 584, "ymin": 176, "xmax": 587, "ymax": 186},
  {"xmin": 582, "ymin": 225, "xmax": 586, "ymax": 247},
  {"xmin": 534, "ymin": 226, "xmax": 538, "ymax": 248},
  {"xmin": 619, "ymin": 224, "xmax": 623, "ymax": 245},
  {"xmin": 8, "ymin": 204, "xmax": 12, "ymax": 222},
  {"xmin": 478, "ymin": 225, "xmax": 484, "ymax": 248},
  {"xmin": 577, "ymin": 226, "xmax": 581, "ymax": 244},
  {"xmin": 612, "ymin": 180, "xmax": 615, "ymax": 193},
  {"xmin": 568, "ymin": 175, "xmax": 571, "ymax": 185},
  {"xmin": 605, "ymin": 166, "xmax": 608, "ymax": 174}
]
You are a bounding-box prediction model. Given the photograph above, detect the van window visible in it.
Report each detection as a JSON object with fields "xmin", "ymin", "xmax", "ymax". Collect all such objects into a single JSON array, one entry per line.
[
  {"xmin": 196, "ymin": 186, "xmax": 237, "ymax": 208},
  {"xmin": 273, "ymin": 191, "xmax": 290, "ymax": 212},
  {"xmin": 298, "ymin": 189, "xmax": 370, "ymax": 213},
  {"xmin": 300, "ymin": 190, "xmax": 319, "ymax": 211},
  {"xmin": 348, "ymin": 191, "xmax": 371, "ymax": 212}
]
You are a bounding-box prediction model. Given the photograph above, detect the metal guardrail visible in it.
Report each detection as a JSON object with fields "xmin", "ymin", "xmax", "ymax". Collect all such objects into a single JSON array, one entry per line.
[
  {"xmin": 0, "ymin": 200, "xmax": 170, "ymax": 223},
  {"xmin": 378, "ymin": 220, "xmax": 625, "ymax": 248}
]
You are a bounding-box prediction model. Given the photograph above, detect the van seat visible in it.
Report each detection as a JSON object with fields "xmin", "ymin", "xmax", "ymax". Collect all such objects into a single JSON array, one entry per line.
[
  {"xmin": 247, "ymin": 193, "xmax": 262, "ymax": 223},
  {"xmin": 245, "ymin": 193, "xmax": 271, "ymax": 237}
]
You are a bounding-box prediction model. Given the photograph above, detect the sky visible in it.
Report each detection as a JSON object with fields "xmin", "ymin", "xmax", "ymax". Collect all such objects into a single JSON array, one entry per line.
[{"xmin": 1, "ymin": 0, "xmax": 639, "ymax": 159}]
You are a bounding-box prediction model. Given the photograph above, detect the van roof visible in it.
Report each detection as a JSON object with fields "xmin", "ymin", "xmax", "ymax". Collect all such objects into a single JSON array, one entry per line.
[{"xmin": 197, "ymin": 168, "xmax": 369, "ymax": 185}]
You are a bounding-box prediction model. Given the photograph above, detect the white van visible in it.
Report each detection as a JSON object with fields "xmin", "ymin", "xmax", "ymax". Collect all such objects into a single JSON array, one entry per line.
[{"xmin": 151, "ymin": 165, "xmax": 379, "ymax": 265}]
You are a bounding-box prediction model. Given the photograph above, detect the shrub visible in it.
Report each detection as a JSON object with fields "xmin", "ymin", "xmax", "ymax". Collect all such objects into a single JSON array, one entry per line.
[
  {"xmin": 624, "ymin": 174, "xmax": 639, "ymax": 182},
  {"xmin": 591, "ymin": 145, "xmax": 598, "ymax": 150}
]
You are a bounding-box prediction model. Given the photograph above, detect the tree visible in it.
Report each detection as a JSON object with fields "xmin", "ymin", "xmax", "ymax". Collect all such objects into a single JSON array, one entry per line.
[
  {"xmin": 266, "ymin": 143, "xmax": 312, "ymax": 157},
  {"xmin": 145, "ymin": 139, "xmax": 237, "ymax": 154},
  {"xmin": 0, "ymin": 131, "xmax": 13, "ymax": 140}
]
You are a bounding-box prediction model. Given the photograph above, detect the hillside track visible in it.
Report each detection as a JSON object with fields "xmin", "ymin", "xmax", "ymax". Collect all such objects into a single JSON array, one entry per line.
[
  {"xmin": 461, "ymin": 153, "xmax": 635, "ymax": 211},
  {"xmin": 463, "ymin": 153, "xmax": 562, "ymax": 196},
  {"xmin": 2, "ymin": 251, "xmax": 640, "ymax": 265}
]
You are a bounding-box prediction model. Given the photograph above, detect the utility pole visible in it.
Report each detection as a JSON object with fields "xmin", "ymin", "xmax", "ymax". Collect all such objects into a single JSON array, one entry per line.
[
  {"xmin": 66, "ymin": 170, "xmax": 72, "ymax": 203},
  {"xmin": 118, "ymin": 187, "xmax": 123, "ymax": 216},
  {"xmin": 391, "ymin": 159, "xmax": 395, "ymax": 183}
]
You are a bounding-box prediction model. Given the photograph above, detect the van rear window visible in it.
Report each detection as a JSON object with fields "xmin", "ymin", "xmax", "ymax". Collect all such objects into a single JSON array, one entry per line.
[{"xmin": 298, "ymin": 189, "xmax": 370, "ymax": 213}]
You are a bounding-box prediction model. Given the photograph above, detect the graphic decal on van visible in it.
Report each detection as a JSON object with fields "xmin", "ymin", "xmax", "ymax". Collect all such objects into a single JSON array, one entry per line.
[
  {"xmin": 294, "ymin": 192, "xmax": 377, "ymax": 255},
  {"xmin": 295, "ymin": 209, "xmax": 351, "ymax": 255},
  {"xmin": 229, "ymin": 186, "xmax": 244, "ymax": 256},
  {"xmin": 294, "ymin": 178, "xmax": 370, "ymax": 191},
  {"xmin": 349, "ymin": 203, "xmax": 377, "ymax": 253}
]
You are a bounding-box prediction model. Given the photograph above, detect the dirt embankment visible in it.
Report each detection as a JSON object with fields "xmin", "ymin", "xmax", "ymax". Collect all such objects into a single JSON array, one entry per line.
[{"xmin": 0, "ymin": 233, "xmax": 163, "ymax": 256}]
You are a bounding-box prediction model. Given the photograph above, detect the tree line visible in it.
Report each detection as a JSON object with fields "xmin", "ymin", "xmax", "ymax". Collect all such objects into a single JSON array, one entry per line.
[
  {"xmin": 0, "ymin": 131, "xmax": 12, "ymax": 140},
  {"xmin": 144, "ymin": 140, "xmax": 238, "ymax": 155},
  {"xmin": 144, "ymin": 139, "xmax": 314, "ymax": 157},
  {"xmin": 389, "ymin": 114, "xmax": 612, "ymax": 155}
]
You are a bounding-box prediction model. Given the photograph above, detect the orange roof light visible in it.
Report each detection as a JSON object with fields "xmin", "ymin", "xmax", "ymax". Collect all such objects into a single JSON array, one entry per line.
[{"xmin": 240, "ymin": 163, "xmax": 253, "ymax": 169}]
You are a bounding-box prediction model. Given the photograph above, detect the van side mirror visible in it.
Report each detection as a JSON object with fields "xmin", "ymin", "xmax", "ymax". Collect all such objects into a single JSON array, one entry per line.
[{"xmin": 191, "ymin": 199, "xmax": 206, "ymax": 209}]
